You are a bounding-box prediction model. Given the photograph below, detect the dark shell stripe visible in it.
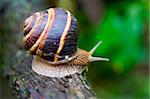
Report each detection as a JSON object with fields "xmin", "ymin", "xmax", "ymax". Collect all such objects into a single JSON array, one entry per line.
[
  {"xmin": 37, "ymin": 9, "xmax": 55, "ymax": 50},
  {"xmin": 40, "ymin": 8, "xmax": 68, "ymax": 61},
  {"xmin": 28, "ymin": 9, "xmax": 53, "ymax": 53},
  {"xmin": 24, "ymin": 14, "xmax": 37, "ymax": 36},
  {"xmin": 25, "ymin": 14, "xmax": 48, "ymax": 51},
  {"xmin": 24, "ymin": 12, "xmax": 48, "ymax": 51},
  {"xmin": 36, "ymin": 9, "xmax": 56, "ymax": 61},
  {"xmin": 24, "ymin": 13, "xmax": 41, "ymax": 50},
  {"xmin": 59, "ymin": 15, "xmax": 79, "ymax": 58},
  {"xmin": 23, "ymin": 12, "xmax": 41, "ymax": 42},
  {"xmin": 54, "ymin": 10, "xmax": 72, "ymax": 62}
]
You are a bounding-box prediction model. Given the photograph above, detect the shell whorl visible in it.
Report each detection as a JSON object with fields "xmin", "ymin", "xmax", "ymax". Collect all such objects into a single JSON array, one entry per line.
[{"xmin": 23, "ymin": 8, "xmax": 79, "ymax": 63}]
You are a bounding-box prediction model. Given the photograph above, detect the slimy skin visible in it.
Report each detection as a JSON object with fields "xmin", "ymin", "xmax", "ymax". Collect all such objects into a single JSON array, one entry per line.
[{"xmin": 32, "ymin": 49, "xmax": 90, "ymax": 78}]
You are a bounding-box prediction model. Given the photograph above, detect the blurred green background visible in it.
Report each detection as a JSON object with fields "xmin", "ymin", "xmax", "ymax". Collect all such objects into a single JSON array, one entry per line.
[{"xmin": 0, "ymin": 0, "xmax": 149, "ymax": 98}]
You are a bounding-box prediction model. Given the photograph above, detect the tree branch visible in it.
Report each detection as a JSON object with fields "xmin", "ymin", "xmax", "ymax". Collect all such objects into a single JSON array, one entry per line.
[{"xmin": 5, "ymin": 53, "xmax": 96, "ymax": 99}]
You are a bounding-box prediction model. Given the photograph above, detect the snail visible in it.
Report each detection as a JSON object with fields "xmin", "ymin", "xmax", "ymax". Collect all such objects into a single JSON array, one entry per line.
[{"xmin": 23, "ymin": 8, "xmax": 109, "ymax": 78}]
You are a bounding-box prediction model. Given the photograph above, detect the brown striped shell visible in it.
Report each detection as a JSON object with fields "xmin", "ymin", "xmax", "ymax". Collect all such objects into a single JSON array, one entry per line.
[
  {"xmin": 23, "ymin": 8, "xmax": 79, "ymax": 63},
  {"xmin": 23, "ymin": 8, "xmax": 108, "ymax": 78}
]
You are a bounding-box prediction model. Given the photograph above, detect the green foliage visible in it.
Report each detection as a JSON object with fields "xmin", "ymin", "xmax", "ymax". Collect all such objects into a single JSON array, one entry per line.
[
  {"xmin": 76, "ymin": 0, "xmax": 149, "ymax": 98},
  {"xmin": 78, "ymin": 0, "xmax": 148, "ymax": 75}
]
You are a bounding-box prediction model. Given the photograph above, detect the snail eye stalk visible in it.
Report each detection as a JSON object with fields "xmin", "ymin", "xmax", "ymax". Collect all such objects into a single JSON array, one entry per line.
[{"xmin": 88, "ymin": 41, "xmax": 109, "ymax": 62}]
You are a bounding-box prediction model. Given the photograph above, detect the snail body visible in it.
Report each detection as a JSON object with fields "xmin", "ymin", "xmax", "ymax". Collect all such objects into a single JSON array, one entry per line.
[{"xmin": 23, "ymin": 8, "xmax": 108, "ymax": 78}]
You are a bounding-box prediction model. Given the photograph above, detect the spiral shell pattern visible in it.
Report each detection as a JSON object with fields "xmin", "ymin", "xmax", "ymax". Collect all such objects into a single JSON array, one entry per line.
[{"xmin": 23, "ymin": 8, "xmax": 79, "ymax": 62}]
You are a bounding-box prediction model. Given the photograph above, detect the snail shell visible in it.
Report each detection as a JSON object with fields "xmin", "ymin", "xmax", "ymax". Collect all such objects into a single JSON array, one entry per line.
[
  {"xmin": 23, "ymin": 8, "xmax": 79, "ymax": 63},
  {"xmin": 23, "ymin": 8, "xmax": 109, "ymax": 78}
]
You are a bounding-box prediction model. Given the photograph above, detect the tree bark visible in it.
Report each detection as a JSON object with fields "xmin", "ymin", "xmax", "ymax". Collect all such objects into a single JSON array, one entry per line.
[{"xmin": 4, "ymin": 52, "xmax": 96, "ymax": 99}]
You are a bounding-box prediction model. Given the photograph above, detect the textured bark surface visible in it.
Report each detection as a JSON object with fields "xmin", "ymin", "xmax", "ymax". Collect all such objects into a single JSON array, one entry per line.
[{"xmin": 4, "ymin": 52, "xmax": 96, "ymax": 99}]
